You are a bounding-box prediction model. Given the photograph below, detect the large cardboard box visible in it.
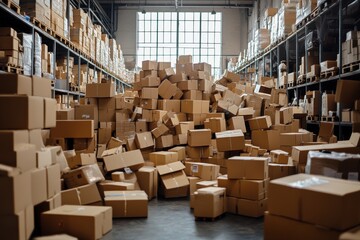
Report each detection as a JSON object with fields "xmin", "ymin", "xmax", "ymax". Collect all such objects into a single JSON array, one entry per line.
[
  {"xmin": 50, "ymin": 120, "xmax": 94, "ymax": 138},
  {"xmin": 227, "ymin": 157, "xmax": 268, "ymax": 180},
  {"xmin": 41, "ymin": 205, "xmax": 112, "ymax": 240},
  {"xmin": 86, "ymin": 82, "xmax": 115, "ymax": 98},
  {"xmin": 0, "ymin": 74, "xmax": 32, "ymax": 95},
  {"xmin": 268, "ymin": 163, "xmax": 296, "ymax": 180},
  {"xmin": 157, "ymin": 161, "xmax": 189, "ymax": 198},
  {"xmin": 215, "ymin": 130, "xmax": 245, "ymax": 152},
  {"xmin": 32, "ymin": 76, "xmax": 51, "ymax": 98},
  {"xmin": 0, "ymin": 165, "xmax": 31, "ymax": 215},
  {"xmin": 31, "ymin": 167, "xmax": 47, "ymax": 205},
  {"xmin": 44, "ymin": 98, "xmax": 57, "ymax": 128},
  {"xmin": 0, "ymin": 205, "xmax": 34, "ymax": 240},
  {"xmin": 240, "ymin": 179, "xmax": 268, "ymax": 201},
  {"xmin": 187, "ymin": 129, "xmax": 211, "ymax": 147},
  {"xmin": 228, "ymin": 116, "xmax": 246, "ymax": 132},
  {"xmin": 268, "ymin": 174, "xmax": 360, "ymax": 230},
  {"xmin": 149, "ymin": 151, "xmax": 178, "ymax": 166},
  {"xmin": 142, "ymin": 60, "xmax": 157, "ymax": 70},
  {"xmin": 237, "ymin": 198, "xmax": 267, "ymax": 217},
  {"xmin": 185, "ymin": 162, "xmax": 220, "ymax": 181},
  {"xmin": 104, "ymin": 190, "xmax": 148, "ymax": 218},
  {"xmin": 194, "ymin": 187, "xmax": 226, "ymax": 218},
  {"xmin": 158, "ymin": 79, "xmax": 177, "ymax": 99},
  {"xmin": 141, "ymin": 87, "xmax": 159, "ymax": 99},
  {"xmin": 136, "ymin": 166, "xmax": 158, "ymax": 200},
  {"xmin": 135, "ymin": 131, "xmax": 154, "ymax": 149},
  {"xmin": 181, "ymin": 100, "xmax": 209, "ymax": 114},
  {"xmin": 264, "ymin": 212, "xmax": 342, "ymax": 240},
  {"xmin": 46, "ymin": 163, "xmax": 61, "ymax": 198},
  {"xmin": 217, "ymin": 175, "xmax": 241, "ymax": 198},
  {"xmin": 252, "ymin": 130, "xmax": 280, "ymax": 150},
  {"xmin": 335, "ymin": 80, "xmax": 360, "ymax": 108},
  {"xmin": 169, "ymin": 146, "xmax": 186, "ymax": 161},
  {"xmin": 0, "ymin": 95, "xmax": 44, "ymax": 129},
  {"xmin": 186, "ymin": 146, "xmax": 211, "ymax": 159},
  {"xmin": 56, "ymin": 108, "xmax": 74, "ymax": 120},
  {"xmin": 74, "ymin": 105, "xmax": 98, "ymax": 129},
  {"xmin": 103, "ymin": 149, "xmax": 145, "ymax": 172},
  {"xmin": 248, "ymin": 116, "xmax": 272, "ymax": 130}
]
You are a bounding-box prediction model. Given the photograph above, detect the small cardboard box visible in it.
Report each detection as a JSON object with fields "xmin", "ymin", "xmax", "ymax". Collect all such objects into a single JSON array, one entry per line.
[
  {"xmin": 240, "ymin": 179, "xmax": 268, "ymax": 201},
  {"xmin": 85, "ymin": 82, "xmax": 115, "ymax": 98},
  {"xmin": 151, "ymin": 123, "xmax": 169, "ymax": 139},
  {"xmin": 135, "ymin": 132, "xmax": 154, "ymax": 149},
  {"xmin": 270, "ymin": 150, "xmax": 289, "ymax": 164},
  {"xmin": 149, "ymin": 151, "xmax": 178, "ymax": 166},
  {"xmin": 215, "ymin": 130, "xmax": 245, "ymax": 152},
  {"xmin": 158, "ymin": 79, "xmax": 177, "ymax": 99},
  {"xmin": 252, "ymin": 130, "xmax": 280, "ymax": 150},
  {"xmin": 227, "ymin": 157, "xmax": 268, "ymax": 180},
  {"xmin": 0, "ymin": 73, "xmax": 32, "ymax": 95},
  {"xmin": 207, "ymin": 117, "xmax": 226, "ymax": 133},
  {"xmin": 169, "ymin": 146, "xmax": 186, "ymax": 161},
  {"xmin": 268, "ymin": 163, "xmax": 296, "ymax": 180},
  {"xmin": 248, "ymin": 116, "xmax": 272, "ymax": 131},
  {"xmin": 228, "ymin": 116, "xmax": 246, "ymax": 132},
  {"xmin": 268, "ymin": 173, "xmax": 360, "ymax": 230},
  {"xmin": 142, "ymin": 60, "xmax": 157, "ymax": 70},
  {"xmin": 136, "ymin": 166, "xmax": 158, "ymax": 200},
  {"xmin": 0, "ymin": 95, "xmax": 44, "ymax": 130},
  {"xmin": 104, "ymin": 190, "xmax": 148, "ymax": 218},
  {"xmin": 217, "ymin": 175, "xmax": 241, "ymax": 198},
  {"xmin": 157, "ymin": 161, "xmax": 189, "ymax": 198},
  {"xmin": 181, "ymin": 100, "xmax": 209, "ymax": 114},
  {"xmin": 103, "ymin": 149, "xmax": 145, "ymax": 172},
  {"xmin": 184, "ymin": 162, "xmax": 220, "ymax": 181},
  {"xmin": 32, "ymin": 76, "xmax": 52, "ymax": 98},
  {"xmin": 237, "ymin": 198, "xmax": 267, "ymax": 217},
  {"xmin": 56, "ymin": 108, "xmax": 74, "ymax": 120},
  {"xmin": 194, "ymin": 187, "xmax": 226, "ymax": 218},
  {"xmin": 41, "ymin": 205, "xmax": 112, "ymax": 239},
  {"xmin": 50, "ymin": 120, "xmax": 94, "ymax": 138},
  {"xmin": 62, "ymin": 163, "xmax": 104, "ymax": 189},
  {"xmin": 187, "ymin": 129, "xmax": 211, "ymax": 147}
]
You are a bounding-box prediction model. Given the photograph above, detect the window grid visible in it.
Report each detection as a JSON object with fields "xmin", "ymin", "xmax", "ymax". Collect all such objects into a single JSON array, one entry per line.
[{"xmin": 137, "ymin": 12, "xmax": 222, "ymax": 77}]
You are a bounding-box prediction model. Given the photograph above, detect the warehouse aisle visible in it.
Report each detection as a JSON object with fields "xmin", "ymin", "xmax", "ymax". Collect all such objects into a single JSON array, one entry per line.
[{"xmin": 103, "ymin": 198, "xmax": 263, "ymax": 240}]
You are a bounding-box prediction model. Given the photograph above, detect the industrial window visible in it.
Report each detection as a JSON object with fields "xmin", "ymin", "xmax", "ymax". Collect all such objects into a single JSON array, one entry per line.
[{"xmin": 137, "ymin": 12, "xmax": 222, "ymax": 77}]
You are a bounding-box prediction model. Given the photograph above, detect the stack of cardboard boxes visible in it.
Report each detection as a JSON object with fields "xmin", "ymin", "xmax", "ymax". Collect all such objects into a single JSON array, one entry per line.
[
  {"xmin": 0, "ymin": 27, "xmax": 22, "ymax": 68},
  {"xmin": 20, "ymin": 0, "xmax": 51, "ymax": 27},
  {"xmin": 341, "ymin": 30, "xmax": 360, "ymax": 67}
]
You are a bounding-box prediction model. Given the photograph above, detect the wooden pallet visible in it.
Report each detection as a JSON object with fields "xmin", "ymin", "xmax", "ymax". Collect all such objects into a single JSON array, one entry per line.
[
  {"xmin": 53, "ymin": 32, "xmax": 69, "ymax": 46},
  {"xmin": 342, "ymin": 60, "xmax": 360, "ymax": 74},
  {"xmin": 320, "ymin": 68, "xmax": 339, "ymax": 79},
  {"xmin": 278, "ymin": 84, "xmax": 286, "ymax": 89},
  {"xmin": 0, "ymin": 64, "xmax": 23, "ymax": 74},
  {"xmin": 0, "ymin": 0, "xmax": 20, "ymax": 14},
  {"xmin": 306, "ymin": 115, "xmax": 319, "ymax": 121},
  {"xmin": 306, "ymin": 75, "xmax": 319, "ymax": 83},
  {"xmin": 297, "ymin": 74, "xmax": 306, "ymax": 85},
  {"xmin": 32, "ymin": 18, "xmax": 52, "ymax": 35},
  {"xmin": 287, "ymin": 81, "xmax": 295, "ymax": 88},
  {"xmin": 318, "ymin": 0, "xmax": 337, "ymax": 12},
  {"xmin": 321, "ymin": 116, "xmax": 338, "ymax": 122}
]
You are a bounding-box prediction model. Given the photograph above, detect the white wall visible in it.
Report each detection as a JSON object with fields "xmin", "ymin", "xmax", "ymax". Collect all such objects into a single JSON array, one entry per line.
[{"xmin": 115, "ymin": 7, "xmax": 248, "ymax": 70}]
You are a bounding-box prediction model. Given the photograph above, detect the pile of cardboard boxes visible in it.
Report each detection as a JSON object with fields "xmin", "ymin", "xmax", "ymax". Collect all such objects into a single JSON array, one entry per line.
[{"xmin": 0, "ymin": 27, "xmax": 23, "ymax": 68}]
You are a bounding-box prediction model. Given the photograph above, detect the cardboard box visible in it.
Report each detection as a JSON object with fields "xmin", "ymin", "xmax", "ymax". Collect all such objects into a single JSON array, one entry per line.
[
  {"xmin": 194, "ymin": 187, "xmax": 226, "ymax": 218},
  {"xmin": 0, "ymin": 74, "xmax": 32, "ymax": 95},
  {"xmin": 335, "ymin": 80, "xmax": 360, "ymax": 108},
  {"xmin": 185, "ymin": 162, "xmax": 220, "ymax": 181},
  {"xmin": 0, "ymin": 95, "xmax": 44, "ymax": 129},
  {"xmin": 252, "ymin": 130, "xmax": 280, "ymax": 150},
  {"xmin": 31, "ymin": 167, "xmax": 47, "ymax": 205},
  {"xmin": 135, "ymin": 132, "xmax": 154, "ymax": 149},
  {"xmin": 178, "ymin": 55, "xmax": 192, "ymax": 64},
  {"xmin": 237, "ymin": 198, "xmax": 267, "ymax": 217},
  {"xmin": 158, "ymin": 79, "xmax": 177, "ymax": 99},
  {"xmin": 56, "ymin": 108, "xmax": 74, "ymax": 120},
  {"xmin": 74, "ymin": 105, "xmax": 98, "ymax": 128},
  {"xmin": 177, "ymin": 80, "xmax": 198, "ymax": 91},
  {"xmin": 342, "ymin": 109, "xmax": 351, "ymax": 122},
  {"xmin": 279, "ymin": 107, "xmax": 293, "ymax": 124},
  {"xmin": 50, "ymin": 120, "xmax": 94, "ymax": 138},
  {"xmin": 104, "ymin": 190, "xmax": 148, "ymax": 218},
  {"xmin": 228, "ymin": 116, "xmax": 246, "ymax": 132},
  {"xmin": 157, "ymin": 161, "xmax": 189, "ymax": 198},
  {"xmin": 32, "ymin": 76, "xmax": 51, "ymax": 98},
  {"xmin": 264, "ymin": 212, "xmax": 342, "ymax": 240},
  {"xmin": 186, "ymin": 146, "xmax": 211, "ymax": 159},
  {"xmin": 41, "ymin": 205, "xmax": 112, "ymax": 240},
  {"xmin": 141, "ymin": 87, "xmax": 158, "ymax": 99},
  {"xmin": 181, "ymin": 100, "xmax": 209, "ymax": 114},
  {"xmin": 217, "ymin": 175, "xmax": 241, "ymax": 198},
  {"xmin": 136, "ymin": 166, "xmax": 158, "ymax": 200},
  {"xmin": 44, "ymin": 98, "xmax": 57, "ymax": 128},
  {"xmin": 169, "ymin": 146, "xmax": 186, "ymax": 161},
  {"xmin": 141, "ymin": 76, "xmax": 160, "ymax": 87},
  {"xmin": 149, "ymin": 151, "xmax": 178, "ymax": 166},
  {"xmin": 270, "ymin": 150, "xmax": 289, "ymax": 164},
  {"xmin": 86, "ymin": 82, "xmax": 115, "ymax": 98},
  {"xmin": 227, "ymin": 157, "xmax": 268, "ymax": 180},
  {"xmin": 102, "ymin": 149, "xmax": 144, "ymax": 171},
  {"xmin": 0, "ymin": 165, "xmax": 31, "ymax": 215},
  {"xmin": 77, "ymin": 183, "xmax": 102, "ymax": 205},
  {"xmin": 240, "ymin": 179, "xmax": 268, "ymax": 200},
  {"xmin": 0, "ymin": 205, "xmax": 34, "ymax": 240},
  {"xmin": 268, "ymin": 163, "xmax": 297, "ymax": 180},
  {"xmin": 61, "ymin": 188, "xmax": 81, "ymax": 205},
  {"xmin": 142, "ymin": 60, "xmax": 157, "ymax": 70},
  {"xmin": 187, "ymin": 129, "xmax": 211, "ymax": 147},
  {"xmin": 248, "ymin": 116, "xmax": 272, "ymax": 130},
  {"xmin": 151, "ymin": 123, "xmax": 169, "ymax": 139},
  {"xmin": 62, "ymin": 164, "xmax": 104, "ymax": 188},
  {"xmin": 206, "ymin": 117, "xmax": 226, "ymax": 133},
  {"xmin": 268, "ymin": 174, "xmax": 360, "ymax": 230},
  {"xmin": 215, "ymin": 130, "xmax": 245, "ymax": 152}
]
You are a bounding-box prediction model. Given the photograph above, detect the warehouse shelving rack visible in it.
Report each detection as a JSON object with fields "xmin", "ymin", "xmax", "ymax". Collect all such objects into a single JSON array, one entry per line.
[
  {"xmin": 0, "ymin": 2, "xmax": 131, "ymax": 106},
  {"xmin": 235, "ymin": 0, "xmax": 359, "ymax": 140}
]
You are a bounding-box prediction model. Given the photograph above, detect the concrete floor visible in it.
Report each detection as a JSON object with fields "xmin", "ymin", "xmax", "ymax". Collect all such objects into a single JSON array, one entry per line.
[{"xmin": 103, "ymin": 198, "xmax": 264, "ymax": 240}]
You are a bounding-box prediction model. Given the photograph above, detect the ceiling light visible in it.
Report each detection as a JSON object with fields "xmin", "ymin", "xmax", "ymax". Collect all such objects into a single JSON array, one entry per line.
[
  {"xmin": 211, "ymin": 10, "xmax": 216, "ymax": 15},
  {"xmin": 142, "ymin": 9, "xmax": 146, "ymax": 14}
]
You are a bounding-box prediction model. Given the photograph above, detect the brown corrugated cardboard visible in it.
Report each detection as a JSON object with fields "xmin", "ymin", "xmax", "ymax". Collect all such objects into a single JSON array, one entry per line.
[
  {"xmin": 228, "ymin": 116, "xmax": 246, "ymax": 132},
  {"xmin": 157, "ymin": 100, "xmax": 181, "ymax": 112},
  {"xmin": 252, "ymin": 130, "xmax": 280, "ymax": 150},
  {"xmin": 268, "ymin": 174, "xmax": 360, "ymax": 230},
  {"xmin": 149, "ymin": 151, "xmax": 178, "ymax": 166},
  {"xmin": 155, "ymin": 134, "xmax": 174, "ymax": 149},
  {"xmin": 188, "ymin": 176, "xmax": 202, "ymax": 195},
  {"xmin": 157, "ymin": 161, "xmax": 189, "ymax": 197},
  {"xmin": 31, "ymin": 167, "xmax": 47, "ymax": 205},
  {"xmin": 56, "ymin": 108, "xmax": 74, "ymax": 120},
  {"xmin": 104, "ymin": 190, "xmax": 148, "ymax": 218},
  {"xmin": 217, "ymin": 175, "xmax": 241, "ymax": 198},
  {"xmin": 135, "ymin": 132, "xmax": 154, "ymax": 149},
  {"xmin": 46, "ymin": 163, "xmax": 61, "ymax": 199},
  {"xmin": 248, "ymin": 116, "xmax": 272, "ymax": 130},
  {"xmin": 61, "ymin": 188, "xmax": 81, "ymax": 205},
  {"xmin": 0, "ymin": 74, "xmax": 32, "ymax": 95},
  {"xmin": 151, "ymin": 123, "xmax": 169, "ymax": 138},
  {"xmin": 194, "ymin": 187, "xmax": 226, "ymax": 218},
  {"xmin": 141, "ymin": 76, "xmax": 160, "ymax": 87},
  {"xmin": 187, "ymin": 129, "xmax": 211, "ymax": 147},
  {"xmin": 227, "ymin": 157, "xmax": 268, "ymax": 180},
  {"xmin": 226, "ymin": 196, "xmax": 239, "ymax": 214},
  {"xmin": 196, "ymin": 180, "xmax": 217, "ymax": 190},
  {"xmin": 185, "ymin": 162, "xmax": 220, "ymax": 180},
  {"xmin": 50, "ymin": 120, "xmax": 94, "ymax": 138},
  {"xmin": 158, "ymin": 79, "xmax": 177, "ymax": 99},
  {"xmin": 0, "ymin": 165, "xmax": 31, "ymax": 215},
  {"xmin": 181, "ymin": 100, "xmax": 209, "ymax": 114},
  {"xmin": 32, "ymin": 76, "xmax": 51, "ymax": 98},
  {"xmin": 215, "ymin": 130, "xmax": 245, "ymax": 152},
  {"xmin": 44, "ymin": 98, "xmax": 57, "ymax": 128},
  {"xmin": 264, "ymin": 212, "xmax": 342, "ymax": 240},
  {"xmin": 237, "ymin": 198, "xmax": 267, "ymax": 217},
  {"xmin": 0, "ymin": 95, "xmax": 44, "ymax": 129},
  {"xmin": 270, "ymin": 150, "xmax": 289, "ymax": 164},
  {"xmin": 318, "ymin": 121, "xmax": 334, "ymax": 138},
  {"xmin": 74, "ymin": 105, "xmax": 98, "ymax": 129},
  {"xmin": 335, "ymin": 80, "xmax": 360, "ymax": 108},
  {"xmin": 63, "ymin": 163, "xmax": 104, "ymax": 188},
  {"xmin": 240, "ymin": 179, "xmax": 268, "ymax": 200},
  {"xmin": 186, "ymin": 146, "xmax": 211, "ymax": 159},
  {"xmin": 140, "ymin": 87, "xmax": 159, "ymax": 99},
  {"xmin": 77, "ymin": 183, "xmax": 102, "ymax": 205},
  {"xmin": 41, "ymin": 205, "xmax": 112, "ymax": 239},
  {"xmin": 268, "ymin": 163, "xmax": 296, "ymax": 180},
  {"xmin": 103, "ymin": 149, "xmax": 145, "ymax": 172},
  {"xmin": 136, "ymin": 166, "xmax": 158, "ymax": 199},
  {"xmin": 86, "ymin": 82, "xmax": 115, "ymax": 98},
  {"xmin": 169, "ymin": 146, "xmax": 186, "ymax": 161},
  {"xmin": 142, "ymin": 60, "xmax": 157, "ymax": 70}
]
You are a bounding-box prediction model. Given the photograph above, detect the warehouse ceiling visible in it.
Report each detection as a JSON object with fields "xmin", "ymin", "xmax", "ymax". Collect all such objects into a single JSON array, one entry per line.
[{"xmin": 96, "ymin": 0, "xmax": 255, "ymax": 9}]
